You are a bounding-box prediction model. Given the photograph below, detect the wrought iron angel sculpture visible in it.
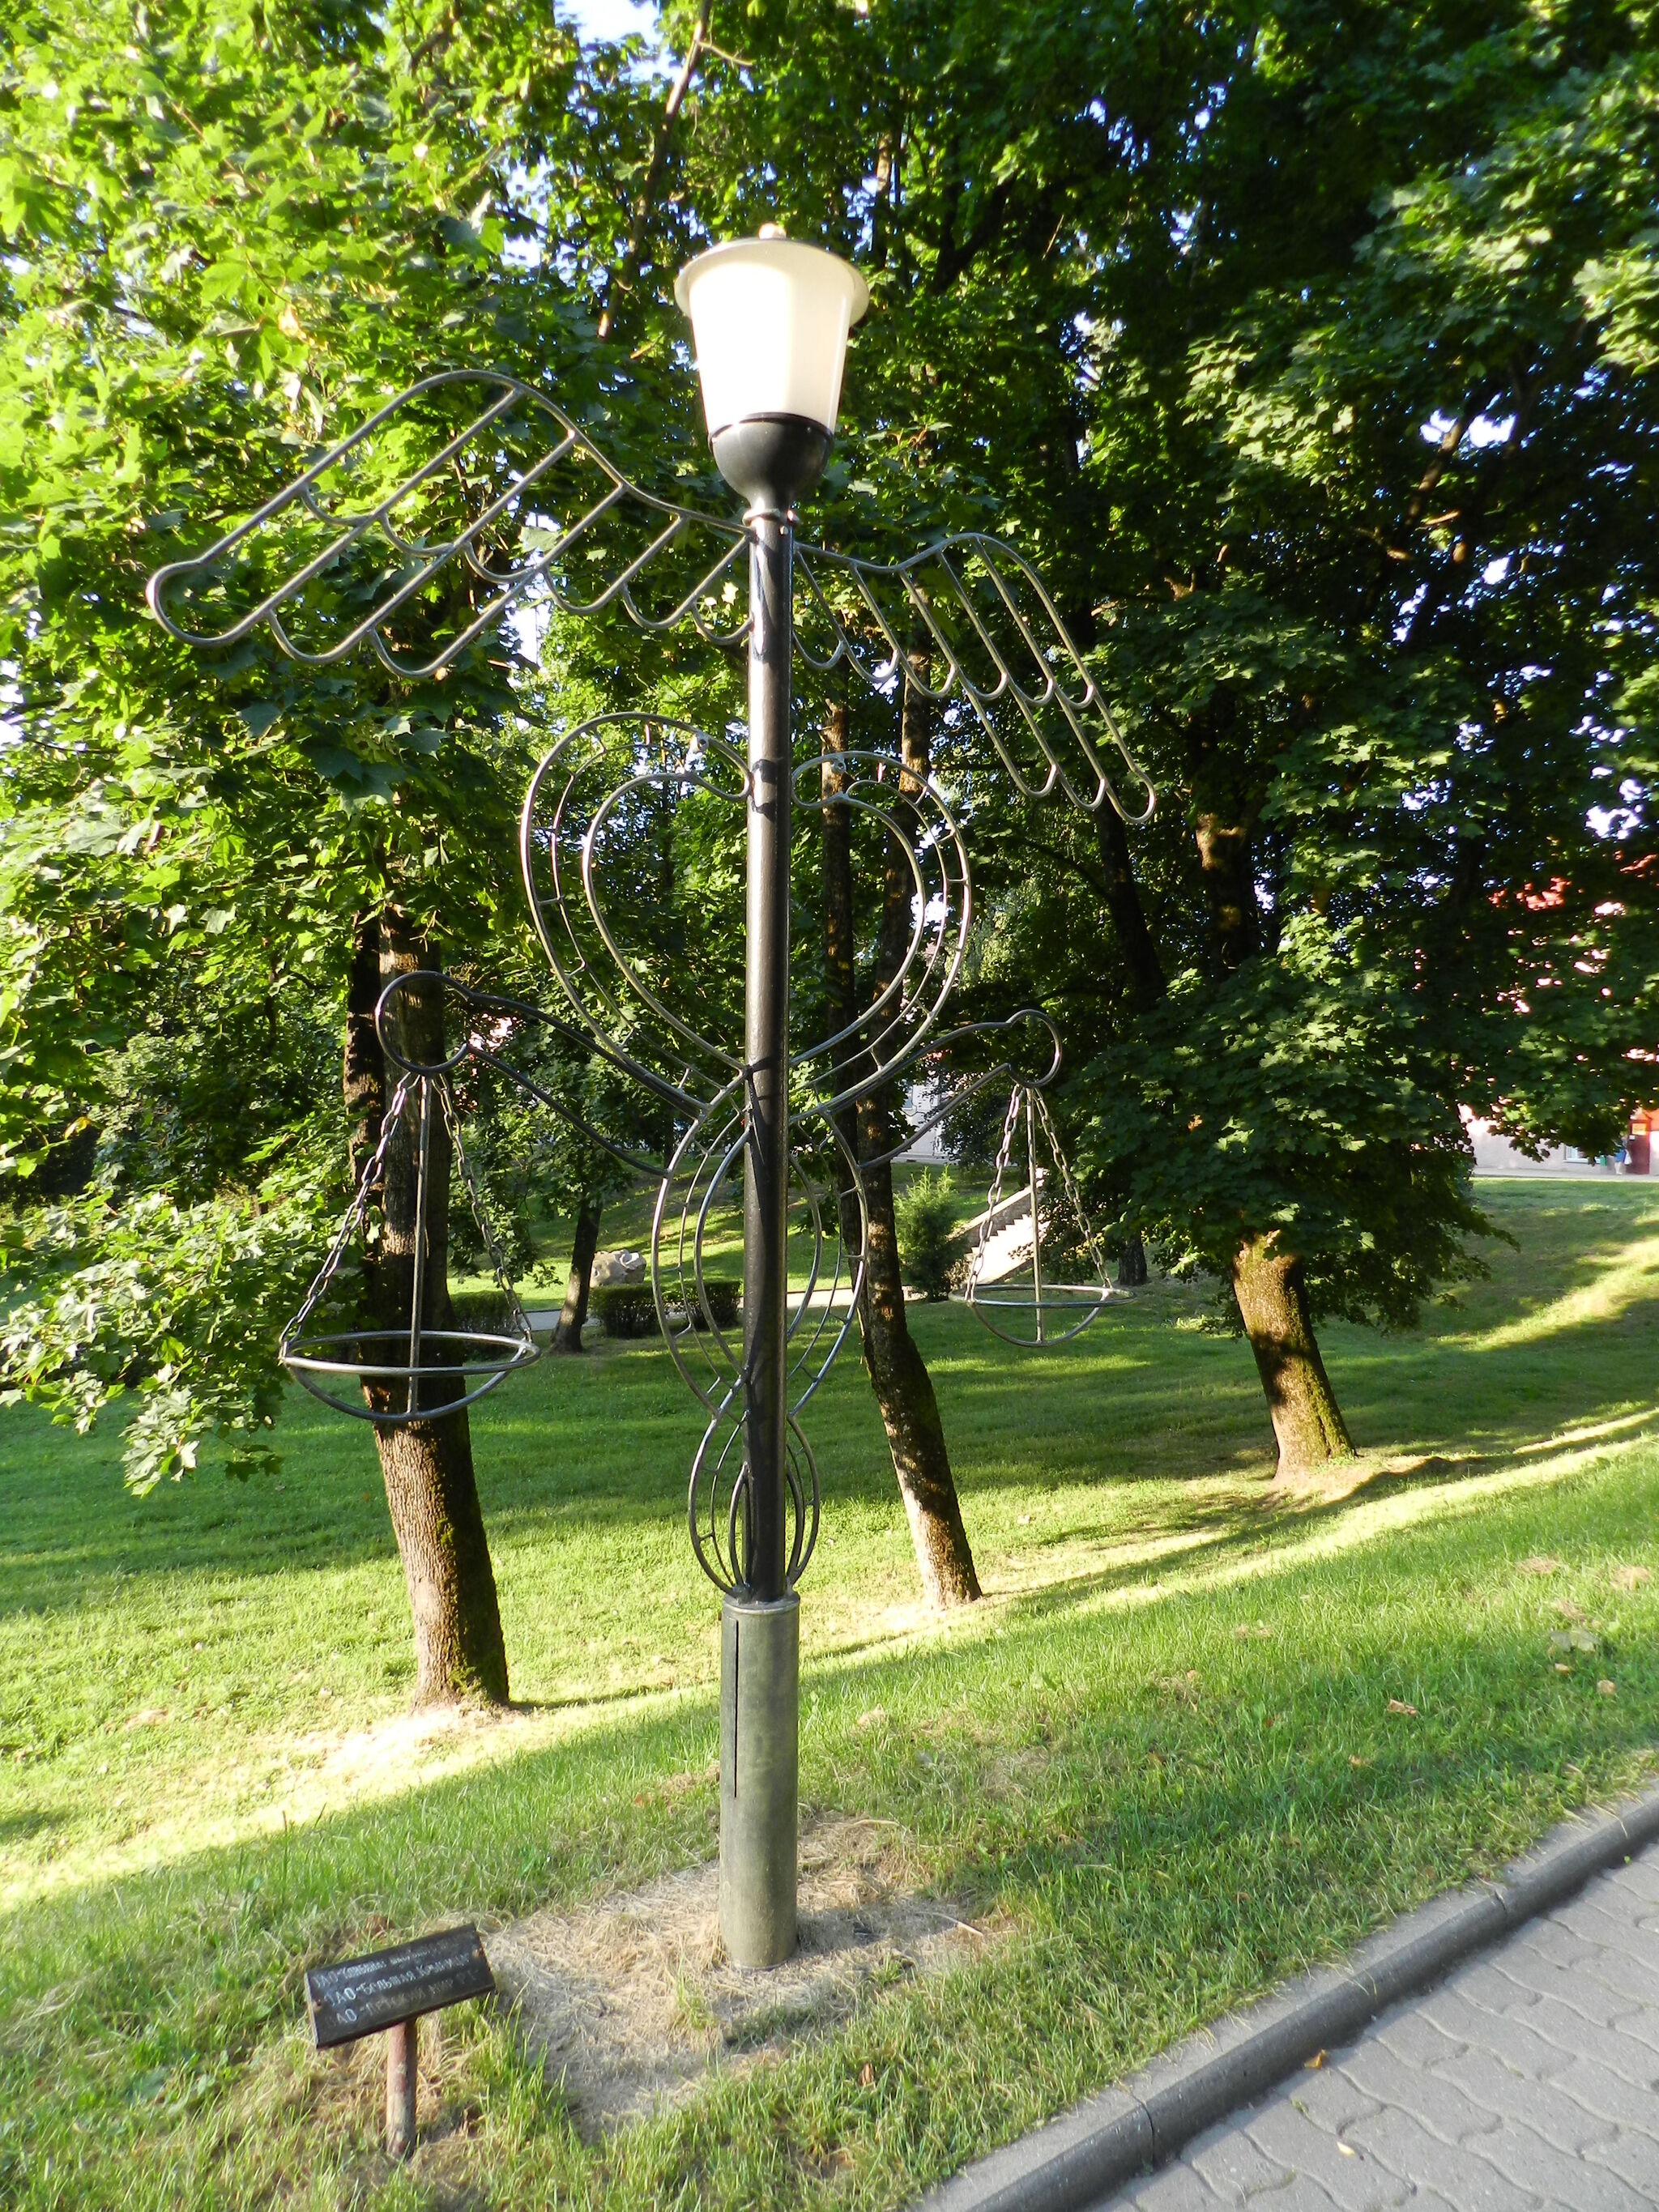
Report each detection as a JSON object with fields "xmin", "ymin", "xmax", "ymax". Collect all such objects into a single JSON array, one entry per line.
[{"xmin": 146, "ymin": 366, "xmax": 1154, "ymax": 1602}]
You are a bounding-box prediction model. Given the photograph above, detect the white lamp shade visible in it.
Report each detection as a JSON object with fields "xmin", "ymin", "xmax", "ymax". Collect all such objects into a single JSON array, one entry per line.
[{"xmin": 674, "ymin": 237, "xmax": 870, "ymax": 439}]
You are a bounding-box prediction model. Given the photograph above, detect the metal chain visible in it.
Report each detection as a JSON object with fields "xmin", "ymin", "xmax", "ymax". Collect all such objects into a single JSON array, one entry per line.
[
  {"xmin": 279, "ymin": 1074, "xmax": 416, "ymax": 1353},
  {"xmin": 963, "ymin": 1083, "xmax": 1109, "ymax": 1301},
  {"xmin": 437, "ymin": 1078, "xmax": 535, "ymax": 1341},
  {"xmin": 1029, "ymin": 1087, "xmax": 1111, "ymax": 1284},
  {"xmin": 966, "ymin": 1083, "xmax": 1025, "ymax": 1293}
]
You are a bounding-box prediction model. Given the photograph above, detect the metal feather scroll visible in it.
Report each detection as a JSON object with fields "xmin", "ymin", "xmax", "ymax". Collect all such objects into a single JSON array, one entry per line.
[
  {"xmin": 144, "ymin": 371, "xmax": 753, "ymax": 676},
  {"xmin": 144, "ymin": 369, "xmax": 1154, "ymax": 824}
]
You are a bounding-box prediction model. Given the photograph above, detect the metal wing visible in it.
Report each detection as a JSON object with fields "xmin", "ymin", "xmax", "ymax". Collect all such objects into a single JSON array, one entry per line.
[
  {"xmin": 144, "ymin": 369, "xmax": 751, "ymax": 680},
  {"xmin": 792, "ymin": 533, "xmax": 1154, "ymax": 824},
  {"xmin": 144, "ymin": 367, "xmax": 1152, "ymax": 820}
]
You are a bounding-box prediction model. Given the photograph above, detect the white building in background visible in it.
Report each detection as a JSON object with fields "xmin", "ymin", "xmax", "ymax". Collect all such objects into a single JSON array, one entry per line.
[
  {"xmin": 896, "ymin": 1080, "xmax": 953, "ymax": 1165},
  {"xmin": 1463, "ymin": 1110, "xmax": 1648, "ymax": 1178}
]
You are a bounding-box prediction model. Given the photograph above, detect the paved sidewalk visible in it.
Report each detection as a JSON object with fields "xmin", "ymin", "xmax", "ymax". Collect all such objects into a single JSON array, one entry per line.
[{"xmin": 1094, "ymin": 1838, "xmax": 1659, "ymax": 2211}]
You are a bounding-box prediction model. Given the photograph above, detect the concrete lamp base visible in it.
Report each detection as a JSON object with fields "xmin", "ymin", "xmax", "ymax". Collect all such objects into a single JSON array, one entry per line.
[{"xmin": 719, "ymin": 1590, "xmax": 800, "ymax": 1967}]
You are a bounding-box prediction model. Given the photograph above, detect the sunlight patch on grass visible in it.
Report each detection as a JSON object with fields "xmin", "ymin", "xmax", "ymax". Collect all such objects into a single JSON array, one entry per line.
[
  {"xmin": 11, "ymin": 1416, "xmax": 1655, "ymax": 1912},
  {"xmin": 1056, "ymin": 1421, "xmax": 1659, "ymax": 1630},
  {"xmin": 5, "ymin": 1179, "xmax": 1659, "ymax": 2209},
  {"xmin": 1451, "ymin": 1230, "xmax": 1659, "ymax": 1350},
  {"xmin": 7, "ymin": 1183, "xmax": 1659, "ymax": 1917}
]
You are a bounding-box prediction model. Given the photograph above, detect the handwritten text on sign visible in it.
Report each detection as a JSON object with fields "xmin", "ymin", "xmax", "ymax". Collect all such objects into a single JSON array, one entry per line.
[{"xmin": 305, "ymin": 1924, "xmax": 494, "ymax": 2049}]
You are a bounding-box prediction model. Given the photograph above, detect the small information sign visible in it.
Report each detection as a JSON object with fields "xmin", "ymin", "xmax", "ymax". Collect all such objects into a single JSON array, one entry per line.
[{"xmin": 305, "ymin": 1924, "xmax": 494, "ymax": 2050}]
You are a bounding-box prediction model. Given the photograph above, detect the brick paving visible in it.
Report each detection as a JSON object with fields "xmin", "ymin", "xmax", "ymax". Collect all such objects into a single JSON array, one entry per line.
[{"xmin": 1093, "ymin": 1843, "xmax": 1659, "ymax": 2211}]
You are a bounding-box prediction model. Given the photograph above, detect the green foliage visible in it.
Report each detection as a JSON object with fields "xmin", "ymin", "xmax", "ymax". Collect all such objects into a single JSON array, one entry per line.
[
  {"xmin": 590, "ymin": 1277, "xmax": 738, "ymax": 1336},
  {"xmin": 895, "ymin": 1168, "xmax": 961, "ymax": 1301},
  {"xmin": 5, "ymin": 0, "xmax": 1656, "ymax": 1482},
  {"xmin": 0, "ymin": 1178, "xmax": 329, "ymax": 1490},
  {"xmin": 679, "ymin": 0, "xmax": 1658, "ymax": 1337},
  {"xmin": 1078, "ymin": 918, "xmax": 1495, "ymax": 1328},
  {"xmin": 0, "ymin": 0, "xmax": 677, "ymax": 1483}
]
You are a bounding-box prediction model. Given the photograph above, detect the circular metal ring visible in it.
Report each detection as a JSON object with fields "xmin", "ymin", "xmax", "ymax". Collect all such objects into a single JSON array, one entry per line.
[{"xmin": 280, "ymin": 1327, "xmax": 540, "ymax": 1426}]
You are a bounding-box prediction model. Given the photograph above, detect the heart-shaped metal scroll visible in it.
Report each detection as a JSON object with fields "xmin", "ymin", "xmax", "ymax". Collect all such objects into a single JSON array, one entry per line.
[
  {"xmin": 521, "ymin": 713, "xmax": 750, "ymax": 1113},
  {"xmin": 788, "ymin": 748, "xmax": 972, "ymax": 1107}
]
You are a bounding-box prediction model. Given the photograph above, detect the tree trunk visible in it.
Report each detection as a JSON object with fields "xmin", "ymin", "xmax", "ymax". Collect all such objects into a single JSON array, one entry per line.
[
  {"xmin": 1187, "ymin": 695, "xmax": 1262, "ymax": 977},
  {"xmin": 821, "ymin": 689, "xmax": 981, "ymax": 1609},
  {"xmin": 1093, "ymin": 804, "xmax": 1166, "ymax": 1011},
  {"xmin": 353, "ymin": 907, "xmax": 510, "ymax": 1706},
  {"xmin": 855, "ymin": 1122, "xmax": 982, "ymax": 1605},
  {"xmin": 1185, "ymin": 725, "xmax": 1354, "ymax": 1466},
  {"xmin": 1231, "ymin": 1234, "xmax": 1353, "ymax": 1479},
  {"xmin": 1116, "ymin": 1232, "xmax": 1149, "ymax": 1288},
  {"xmin": 554, "ymin": 1197, "xmax": 602, "ymax": 1353}
]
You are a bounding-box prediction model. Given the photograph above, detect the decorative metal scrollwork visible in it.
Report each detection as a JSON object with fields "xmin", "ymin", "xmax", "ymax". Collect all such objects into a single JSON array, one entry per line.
[
  {"xmin": 147, "ymin": 374, "xmax": 1154, "ymax": 1596},
  {"xmin": 963, "ymin": 1083, "xmax": 1115, "ymax": 1347},
  {"xmin": 146, "ymin": 369, "xmax": 1154, "ymax": 823},
  {"xmin": 689, "ymin": 1407, "xmax": 821, "ymax": 1598},
  {"xmin": 144, "ymin": 371, "xmax": 753, "ymax": 677},
  {"xmin": 520, "ymin": 713, "xmax": 750, "ymax": 1110},
  {"xmin": 650, "ymin": 1101, "xmax": 868, "ymax": 1424}
]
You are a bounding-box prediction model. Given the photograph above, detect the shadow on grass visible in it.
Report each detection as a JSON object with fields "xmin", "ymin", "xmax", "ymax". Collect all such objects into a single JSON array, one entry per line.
[
  {"xmin": 5, "ymin": 1302, "xmax": 1657, "ymax": 1639},
  {"xmin": 964, "ymin": 1442, "xmax": 1557, "ymax": 1639},
  {"xmin": 6, "ymin": 1443, "xmax": 1659, "ymax": 2212},
  {"xmin": 2, "ymin": 1187, "xmax": 1655, "ymax": 1647},
  {"xmin": 0, "ymin": 1808, "xmax": 62, "ymax": 1847}
]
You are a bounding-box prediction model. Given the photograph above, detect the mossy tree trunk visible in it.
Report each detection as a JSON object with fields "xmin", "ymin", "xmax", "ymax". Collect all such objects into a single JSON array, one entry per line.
[
  {"xmin": 347, "ymin": 906, "xmax": 510, "ymax": 1706},
  {"xmin": 821, "ymin": 689, "xmax": 981, "ymax": 1609},
  {"xmin": 1231, "ymin": 1233, "xmax": 1353, "ymax": 1478}
]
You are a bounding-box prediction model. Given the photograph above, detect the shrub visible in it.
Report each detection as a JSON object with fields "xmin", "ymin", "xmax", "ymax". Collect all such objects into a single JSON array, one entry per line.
[
  {"xmin": 589, "ymin": 1285, "xmax": 658, "ymax": 1337},
  {"xmin": 448, "ymin": 1288, "xmax": 517, "ymax": 1334},
  {"xmin": 895, "ymin": 1170, "xmax": 962, "ymax": 1300},
  {"xmin": 591, "ymin": 1279, "xmax": 740, "ymax": 1337}
]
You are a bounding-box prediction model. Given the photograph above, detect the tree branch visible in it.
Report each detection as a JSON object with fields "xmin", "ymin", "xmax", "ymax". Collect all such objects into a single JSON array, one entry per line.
[{"xmin": 595, "ymin": 0, "xmax": 714, "ymax": 343}]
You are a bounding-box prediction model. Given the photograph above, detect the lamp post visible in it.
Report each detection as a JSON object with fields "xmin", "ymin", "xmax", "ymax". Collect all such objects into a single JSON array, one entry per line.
[
  {"xmin": 676, "ymin": 232, "xmax": 869, "ymax": 1965},
  {"xmin": 146, "ymin": 227, "xmax": 1149, "ymax": 1984}
]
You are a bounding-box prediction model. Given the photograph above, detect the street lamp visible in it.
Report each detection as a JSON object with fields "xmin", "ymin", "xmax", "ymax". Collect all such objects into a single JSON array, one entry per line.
[
  {"xmin": 146, "ymin": 232, "xmax": 1151, "ymax": 1980},
  {"xmin": 676, "ymin": 229, "xmax": 869, "ymax": 509},
  {"xmin": 674, "ymin": 230, "xmax": 869, "ymax": 1964}
]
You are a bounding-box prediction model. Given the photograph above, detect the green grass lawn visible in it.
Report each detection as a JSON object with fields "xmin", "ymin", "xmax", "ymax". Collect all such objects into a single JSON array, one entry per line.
[{"xmin": 3, "ymin": 1181, "xmax": 1657, "ymax": 2207}]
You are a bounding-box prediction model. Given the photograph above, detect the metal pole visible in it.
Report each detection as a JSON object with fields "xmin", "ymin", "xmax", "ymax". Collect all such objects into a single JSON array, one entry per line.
[
  {"xmin": 407, "ymin": 1077, "xmax": 431, "ymax": 1416},
  {"xmin": 386, "ymin": 2017, "xmax": 417, "ymax": 2157},
  {"xmin": 743, "ymin": 512, "xmax": 792, "ymax": 1600},
  {"xmin": 719, "ymin": 505, "xmax": 800, "ymax": 1968},
  {"xmin": 1026, "ymin": 1087, "xmax": 1044, "ymax": 1347}
]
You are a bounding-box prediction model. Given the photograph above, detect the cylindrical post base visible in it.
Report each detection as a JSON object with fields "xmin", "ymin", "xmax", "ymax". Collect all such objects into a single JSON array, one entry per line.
[
  {"xmin": 719, "ymin": 1590, "xmax": 800, "ymax": 1966},
  {"xmin": 386, "ymin": 2016, "xmax": 417, "ymax": 2158}
]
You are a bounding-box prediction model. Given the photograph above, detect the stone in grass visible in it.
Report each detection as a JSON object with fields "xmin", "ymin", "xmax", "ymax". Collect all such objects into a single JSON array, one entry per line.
[{"xmin": 591, "ymin": 1249, "xmax": 646, "ymax": 1288}]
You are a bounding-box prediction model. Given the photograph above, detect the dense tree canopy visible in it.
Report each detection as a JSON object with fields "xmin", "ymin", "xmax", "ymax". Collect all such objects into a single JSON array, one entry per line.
[
  {"xmin": 0, "ymin": 0, "xmax": 676, "ymax": 1495},
  {"xmin": 3, "ymin": 0, "xmax": 1654, "ymax": 1513},
  {"xmin": 665, "ymin": 0, "xmax": 1658, "ymax": 1463}
]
